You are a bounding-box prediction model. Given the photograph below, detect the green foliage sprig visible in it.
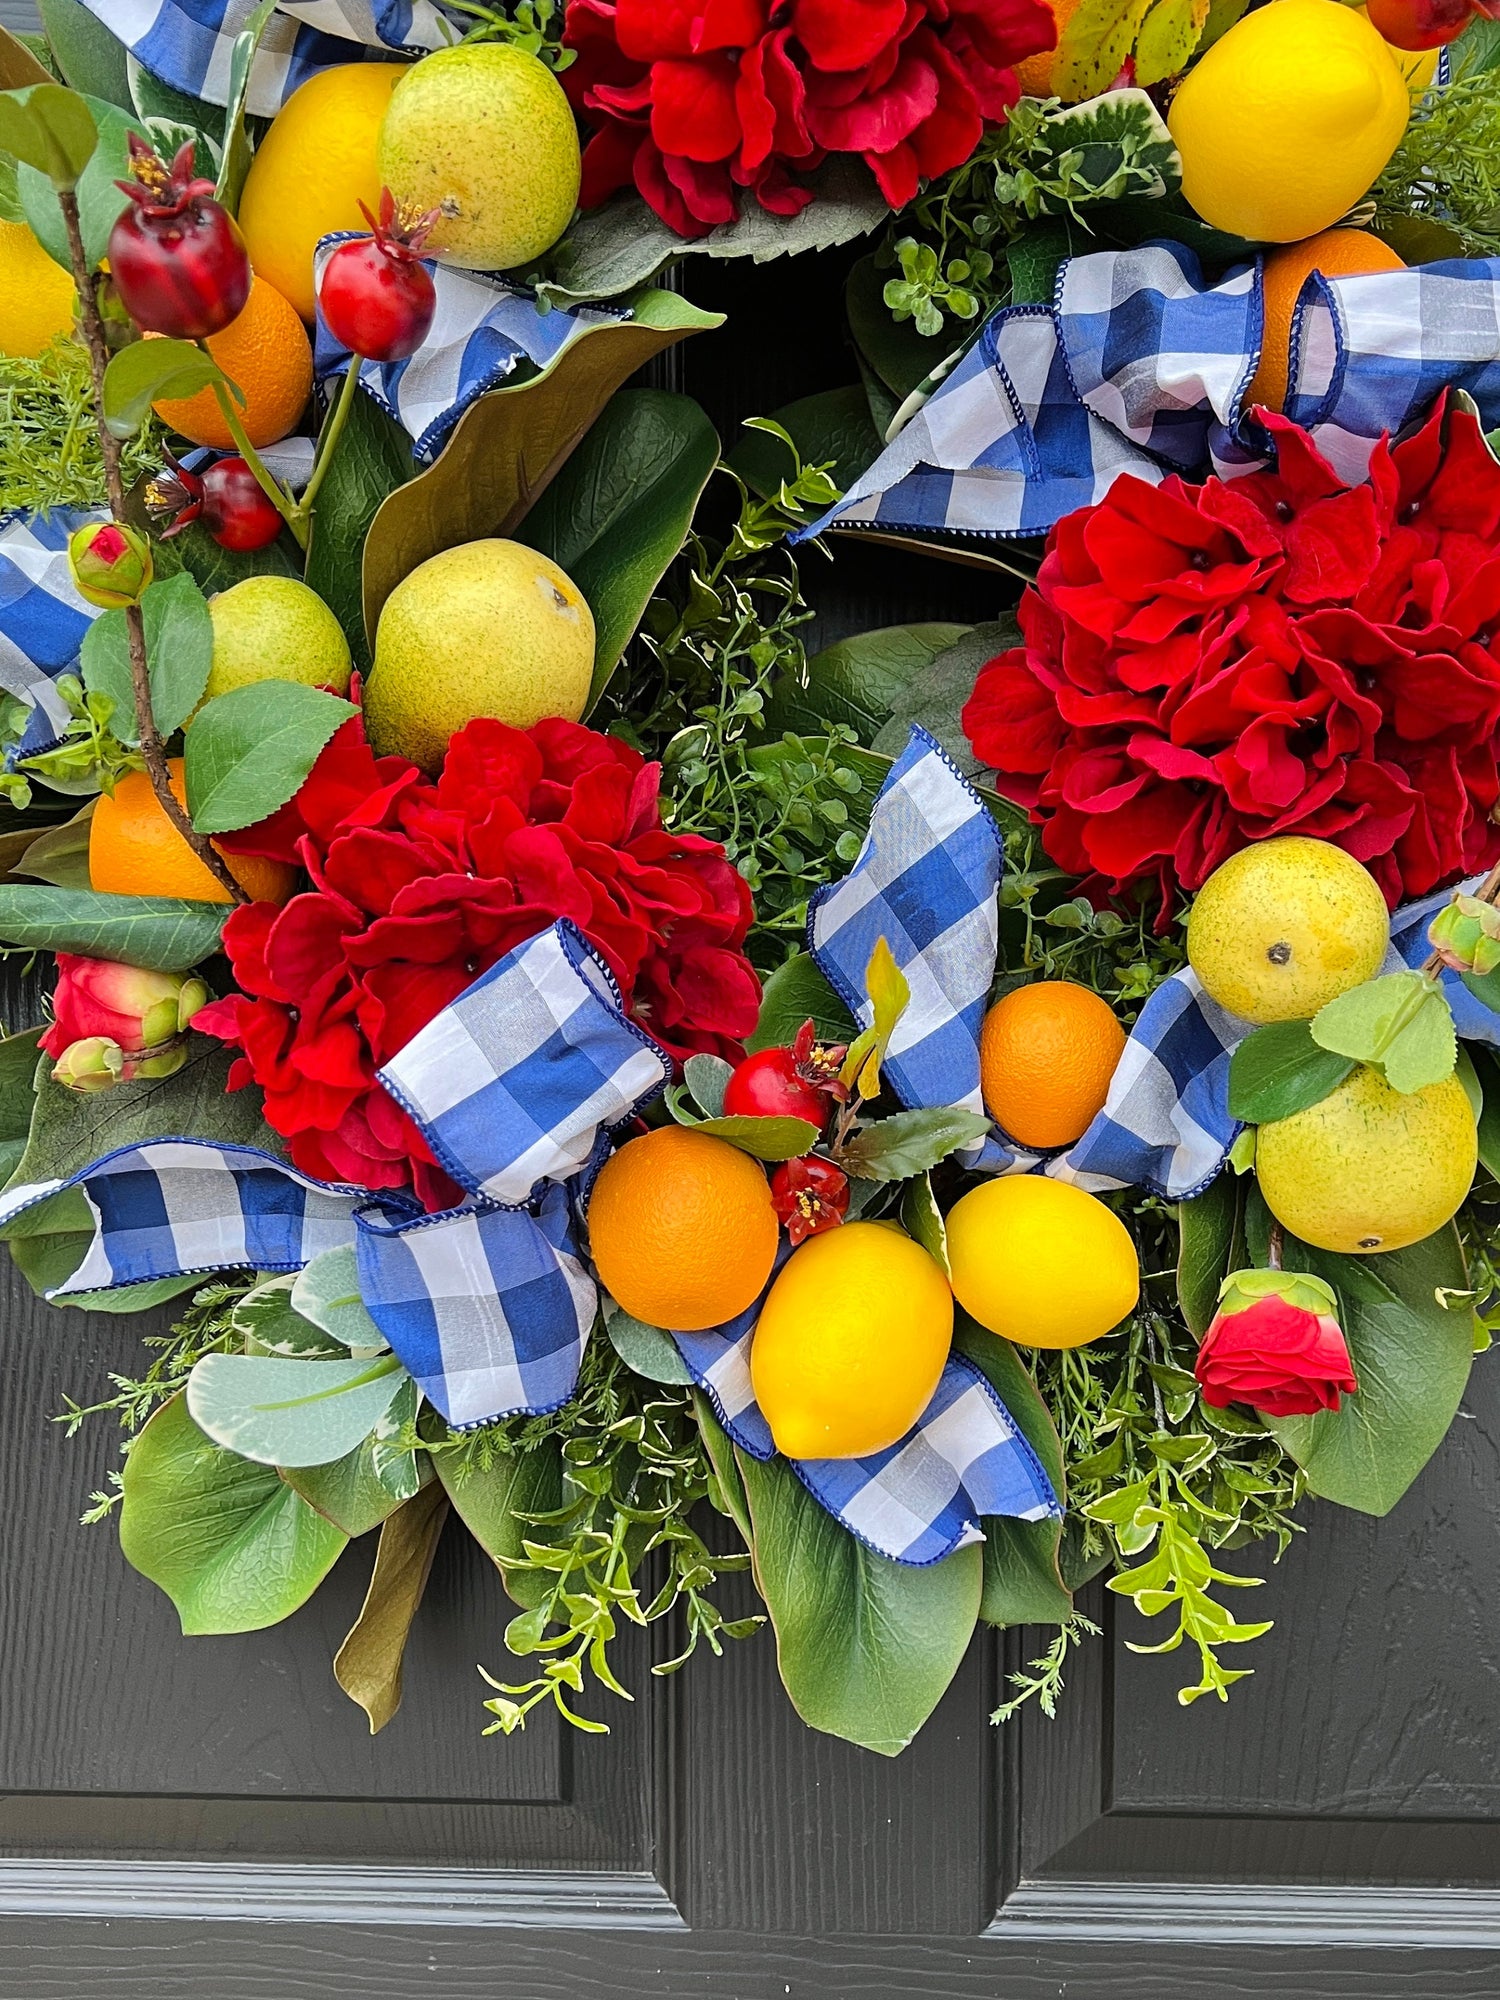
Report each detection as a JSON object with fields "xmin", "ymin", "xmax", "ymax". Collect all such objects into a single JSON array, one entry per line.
[
  {"xmin": 0, "ymin": 339, "xmax": 163, "ymax": 517},
  {"xmin": 442, "ymin": 0, "xmax": 575, "ymax": 67},
  {"xmin": 999, "ymin": 826, "xmax": 1187, "ymax": 1020},
  {"xmin": 1376, "ymin": 66, "xmax": 1500, "ymax": 255}
]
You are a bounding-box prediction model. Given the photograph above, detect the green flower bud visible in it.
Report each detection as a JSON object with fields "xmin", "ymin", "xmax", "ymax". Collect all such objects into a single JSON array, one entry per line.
[{"xmin": 67, "ymin": 520, "xmax": 153, "ymax": 610}]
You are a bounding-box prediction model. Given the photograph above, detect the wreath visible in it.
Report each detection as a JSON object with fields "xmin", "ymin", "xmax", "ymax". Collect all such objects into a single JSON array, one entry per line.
[{"xmin": 0, "ymin": 0, "xmax": 1498, "ymax": 1756}]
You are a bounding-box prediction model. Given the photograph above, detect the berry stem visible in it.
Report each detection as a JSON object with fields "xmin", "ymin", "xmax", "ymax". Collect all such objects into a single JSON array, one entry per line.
[
  {"xmin": 1266, "ymin": 1223, "xmax": 1284, "ymax": 1272},
  {"xmin": 204, "ymin": 376, "xmax": 307, "ymax": 550},
  {"xmin": 58, "ymin": 188, "xmax": 248, "ymax": 907},
  {"xmin": 292, "ymin": 357, "xmax": 363, "ymax": 528}
]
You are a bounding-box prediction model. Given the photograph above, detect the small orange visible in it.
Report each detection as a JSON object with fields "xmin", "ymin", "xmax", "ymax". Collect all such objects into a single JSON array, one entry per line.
[
  {"xmin": 1014, "ymin": 0, "xmax": 1081, "ymax": 99},
  {"xmin": 1246, "ymin": 229, "xmax": 1406, "ymax": 416},
  {"xmin": 588, "ymin": 1125, "xmax": 779, "ymax": 1332},
  {"xmin": 980, "ymin": 980, "xmax": 1126, "ymax": 1151},
  {"xmin": 90, "ymin": 762, "xmax": 298, "ymax": 906},
  {"xmin": 152, "ymin": 276, "xmax": 313, "ymax": 448}
]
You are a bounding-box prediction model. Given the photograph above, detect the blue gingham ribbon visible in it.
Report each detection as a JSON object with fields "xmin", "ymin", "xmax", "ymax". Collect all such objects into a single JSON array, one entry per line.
[
  {"xmin": 0, "ymin": 509, "xmax": 101, "ymax": 761},
  {"xmin": 804, "ymin": 243, "xmax": 1500, "ymax": 544},
  {"xmin": 810, "ymin": 728, "xmax": 1500, "ymax": 1204},
  {"xmin": 79, "ymin": 0, "xmax": 447, "ymax": 117},
  {"xmin": 312, "ymin": 244, "xmax": 627, "ymax": 466}
]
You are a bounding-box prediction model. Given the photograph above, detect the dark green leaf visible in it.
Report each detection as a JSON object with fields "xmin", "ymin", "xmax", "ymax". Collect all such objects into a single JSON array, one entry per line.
[
  {"xmin": 605, "ymin": 1309, "xmax": 693, "ymax": 1385},
  {"xmin": 834, "ymin": 1106, "xmax": 989, "ymax": 1182},
  {"xmin": 736, "ymin": 1442, "xmax": 981, "ymax": 1755},
  {"xmin": 540, "ymin": 157, "xmax": 890, "ymax": 307},
  {"xmin": 694, "ymin": 1392, "xmax": 753, "ymax": 1541},
  {"xmin": 764, "ymin": 621, "xmax": 973, "ymax": 746},
  {"xmin": 1245, "ymin": 1190, "xmax": 1474, "ymax": 1516},
  {"xmin": 434, "ymin": 1433, "xmax": 565, "ymax": 1612},
  {"xmin": 333, "ymin": 1478, "xmax": 448, "ymax": 1732},
  {"xmin": 1176, "ymin": 1170, "xmax": 1239, "ymax": 1337},
  {"xmin": 869, "ymin": 618, "xmax": 1022, "ymax": 775},
  {"xmin": 1470, "ymin": 1045, "xmax": 1500, "ymax": 1180},
  {"xmin": 12, "ymin": 803, "xmax": 93, "ymax": 888},
  {"xmin": 0, "ymin": 885, "xmax": 226, "ymax": 968},
  {"xmin": 80, "ymin": 570, "xmax": 213, "ymax": 742},
  {"xmin": 0, "ymin": 80, "xmax": 95, "ymax": 185},
  {"xmin": 955, "ymin": 1316, "xmax": 1071, "ymax": 1630},
  {"xmin": 35, "ymin": 0, "xmax": 131, "ymax": 108},
  {"xmin": 119, "ymin": 1392, "xmax": 347, "ymax": 1633},
  {"xmin": 1227, "ymin": 1019, "xmax": 1355, "ymax": 1124},
  {"xmin": 1461, "ymin": 965, "xmax": 1500, "ymax": 1017},
  {"xmin": 303, "ymin": 384, "xmax": 414, "ymax": 671},
  {"xmin": 518, "ymin": 386, "xmax": 719, "ymax": 713},
  {"xmin": 126, "ymin": 57, "xmax": 224, "ymax": 145},
  {"xmin": 687, "ymin": 1112, "xmax": 820, "ymax": 1161},
  {"xmin": 899, "ymin": 1172, "xmax": 949, "ymax": 1275},
  {"xmin": 184, "ymin": 680, "xmax": 356, "ymax": 833},
  {"xmin": 725, "ymin": 386, "xmax": 882, "ymax": 501},
  {"xmin": 143, "ymin": 493, "xmax": 301, "ymax": 596},
  {"xmin": 362, "ymin": 290, "xmax": 722, "ymax": 644},
  {"xmin": 748, "ymin": 952, "xmax": 857, "ymax": 1054},
  {"xmin": 1007, "ymin": 223, "xmax": 1070, "ymax": 306},
  {"xmin": 102, "ymin": 335, "xmax": 227, "ymax": 438},
  {"xmin": 213, "ymin": 0, "xmax": 276, "ymax": 211}
]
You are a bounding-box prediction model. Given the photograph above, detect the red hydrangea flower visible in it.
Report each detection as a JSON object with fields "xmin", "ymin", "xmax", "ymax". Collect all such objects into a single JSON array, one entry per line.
[
  {"xmin": 198, "ymin": 714, "xmax": 761, "ymax": 1208},
  {"xmin": 560, "ymin": 0, "xmax": 1055, "ymax": 237},
  {"xmin": 962, "ymin": 401, "xmax": 1500, "ymax": 915}
]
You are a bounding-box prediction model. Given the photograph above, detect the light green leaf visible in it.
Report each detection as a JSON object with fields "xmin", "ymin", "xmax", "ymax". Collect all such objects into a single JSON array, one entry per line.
[
  {"xmin": 290, "ymin": 1243, "xmax": 387, "ymax": 1352},
  {"xmin": 333, "ymin": 1478, "xmax": 448, "ymax": 1732},
  {"xmin": 747, "ymin": 953, "xmax": 856, "ymax": 1055},
  {"xmin": 833, "ymin": 1106, "xmax": 989, "ymax": 1182},
  {"xmin": 736, "ymin": 1441, "xmax": 982, "ymax": 1756},
  {"xmin": 119, "ymin": 1392, "xmax": 347, "ymax": 1633},
  {"xmin": 605, "ymin": 1308, "xmax": 693, "ymax": 1385},
  {"xmin": 683, "ymin": 1053, "xmax": 732, "ymax": 1119},
  {"xmin": 35, "ymin": 0, "xmax": 131, "ymax": 108},
  {"xmin": 517, "ymin": 386, "xmax": 719, "ymax": 713},
  {"xmin": 184, "ymin": 680, "xmax": 355, "ymax": 833},
  {"xmin": 0, "ymin": 885, "xmax": 226, "ymax": 968},
  {"xmin": 954, "ymin": 1316, "xmax": 1071, "ymax": 1630},
  {"xmin": 764, "ymin": 620, "xmax": 974, "ymax": 748},
  {"xmin": 683, "ymin": 1111, "xmax": 820, "ymax": 1160},
  {"xmin": 1227, "ymin": 1019, "xmax": 1355, "ymax": 1124},
  {"xmin": 303, "ymin": 384, "xmax": 414, "ymax": 671},
  {"xmin": 102, "ymin": 335, "xmax": 232, "ymax": 438},
  {"xmin": 0, "ymin": 81, "xmax": 96, "ymax": 185},
  {"xmin": 186, "ymin": 1350, "xmax": 407, "ymax": 1467},
  {"xmin": 18, "ymin": 92, "xmax": 144, "ymax": 271},
  {"xmin": 80, "ymin": 570, "xmax": 213, "ymax": 742},
  {"xmin": 214, "ymin": 0, "xmax": 276, "ymax": 211},
  {"xmin": 1311, "ymin": 971, "xmax": 1456, "ymax": 1094},
  {"xmin": 284, "ymin": 1379, "xmax": 429, "ymax": 1537}
]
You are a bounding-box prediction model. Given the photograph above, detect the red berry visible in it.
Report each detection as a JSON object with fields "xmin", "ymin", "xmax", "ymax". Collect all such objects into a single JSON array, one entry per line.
[
  {"xmin": 199, "ymin": 459, "xmax": 284, "ymax": 551},
  {"xmin": 770, "ymin": 1156, "xmax": 850, "ymax": 1246},
  {"xmin": 724, "ymin": 1048, "xmax": 830, "ymax": 1127},
  {"xmin": 108, "ymin": 136, "xmax": 250, "ymax": 339},
  {"xmin": 1365, "ymin": 0, "xmax": 1471, "ymax": 47},
  {"xmin": 318, "ymin": 189, "xmax": 438, "ymax": 363}
]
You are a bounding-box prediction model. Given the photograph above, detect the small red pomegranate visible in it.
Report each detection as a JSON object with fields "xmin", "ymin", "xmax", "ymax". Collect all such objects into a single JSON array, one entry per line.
[
  {"xmin": 1365, "ymin": 0, "xmax": 1478, "ymax": 46},
  {"xmin": 724, "ymin": 1048, "xmax": 830, "ymax": 1127},
  {"xmin": 108, "ymin": 136, "xmax": 251, "ymax": 340},
  {"xmin": 149, "ymin": 455, "xmax": 282, "ymax": 552},
  {"xmin": 317, "ymin": 190, "xmax": 438, "ymax": 363}
]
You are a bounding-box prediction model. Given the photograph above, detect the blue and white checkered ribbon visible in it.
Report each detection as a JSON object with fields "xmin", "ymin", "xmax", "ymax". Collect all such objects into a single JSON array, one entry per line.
[
  {"xmin": 79, "ymin": 0, "xmax": 447, "ymax": 117},
  {"xmin": 804, "ymin": 243, "xmax": 1500, "ymax": 544},
  {"xmin": 0, "ymin": 509, "xmax": 102, "ymax": 761},
  {"xmin": 808, "ymin": 727, "xmax": 1500, "ymax": 1204},
  {"xmin": 313, "ymin": 243, "xmax": 627, "ymax": 466}
]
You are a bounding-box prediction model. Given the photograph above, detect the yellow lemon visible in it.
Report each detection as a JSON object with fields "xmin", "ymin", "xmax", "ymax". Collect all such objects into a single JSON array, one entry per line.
[
  {"xmin": 1255, "ymin": 1064, "xmax": 1476, "ymax": 1254},
  {"xmin": 1186, "ymin": 837, "xmax": 1390, "ymax": 1024},
  {"xmin": 750, "ymin": 1223, "xmax": 953, "ymax": 1459},
  {"xmin": 1168, "ymin": 0, "xmax": 1410, "ymax": 242},
  {"xmin": 1357, "ymin": 8, "xmax": 1440, "ymax": 90},
  {"xmin": 945, "ymin": 1177, "xmax": 1139, "ymax": 1348},
  {"xmin": 239, "ymin": 64, "xmax": 408, "ymax": 320},
  {"xmin": 0, "ymin": 219, "xmax": 75, "ymax": 358}
]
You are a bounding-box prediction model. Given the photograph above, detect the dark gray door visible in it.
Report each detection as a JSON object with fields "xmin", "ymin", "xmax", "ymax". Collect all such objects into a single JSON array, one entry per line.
[{"xmin": 0, "ymin": 36, "xmax": 1496, "ymax": 1983}]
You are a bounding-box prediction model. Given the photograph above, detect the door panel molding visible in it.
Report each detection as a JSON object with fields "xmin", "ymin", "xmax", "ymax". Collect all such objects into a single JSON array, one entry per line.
[{"xmin": 991, "ymin": 1880, "xmax": 1500, "ymax": 1950}]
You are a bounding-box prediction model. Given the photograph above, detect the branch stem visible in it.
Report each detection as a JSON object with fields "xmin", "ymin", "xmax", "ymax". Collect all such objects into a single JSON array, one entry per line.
[
  {"xmin": 59, "ymin": 188, "xmax": 248, "ymax": 906},
  {"xmin": 293, "ymin": 357, "xmax": 362, "ymax": 525}
]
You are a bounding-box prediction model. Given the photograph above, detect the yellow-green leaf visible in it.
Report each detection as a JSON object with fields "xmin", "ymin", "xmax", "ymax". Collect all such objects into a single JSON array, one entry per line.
[
  {"xmin": 1055, "ymin": 0, "xmax": 1155, "ymax": 100},
  {"xmin": 1134, "ymin": 0, "xmax": 1210, "ymax": 86}
]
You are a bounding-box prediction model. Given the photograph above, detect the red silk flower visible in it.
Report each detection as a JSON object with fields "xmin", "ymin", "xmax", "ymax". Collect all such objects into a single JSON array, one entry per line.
[
  {"xmin": 962, "ymin": 401, "xmax": 1500, "ymax": 917},
  {"xmin": 198, "ymin": 714, "xmax": 762, "ymax": 1209},
  {"xmin": 1195, "ymin": 1269, "xmax": 1357, "ymax": 1419},
  {"xmin": 560, "ymin": 0, "xmax": 1055, "ymax": 237}
]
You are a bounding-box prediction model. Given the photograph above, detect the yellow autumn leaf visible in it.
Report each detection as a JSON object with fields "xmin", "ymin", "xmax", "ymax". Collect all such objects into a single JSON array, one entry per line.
[{"xmin": 1055, "ymin": 0, "xmax": 1153, "ymax": 101}]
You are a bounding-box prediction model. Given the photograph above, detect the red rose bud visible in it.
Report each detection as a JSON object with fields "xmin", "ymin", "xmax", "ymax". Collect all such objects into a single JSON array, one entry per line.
[
  {"xmin": 67, "ymin": 521, "xmax": 153, "ymax": 610},
  {"xmin": 1428, "ymin": 894, "xmax": 1500, "ymax": 977},
  {"xmin": 1195, "ymin": 1267, "xmax": 1357, "ymax": 1418},
  {"xmin": 40, "ymin": 954, "xmax": 208, "ymax": 1060},
  {"xmin": 50, "ymin": 1035, "xmax": 190, "ymax": 1093},
  {"xmin": 770, "ymin": 1155, "xmax": 850, "ymax": 1246},
  {"xmin": 108, "ymin": 135, "xmax": 251, "ymax": 339}
]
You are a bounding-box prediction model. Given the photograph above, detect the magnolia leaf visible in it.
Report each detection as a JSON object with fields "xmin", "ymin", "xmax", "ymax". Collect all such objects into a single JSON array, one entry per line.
[
  {"xmin": 539, "ymin": 156, "xmax": 890, "ymax": 308},
  {"xmin": 102, "ymin": 335, "xmax": 230, "ymax": 438},
  {"xmin": 1227, "ymin": 1020, "xmax": 1355, "ymax": 1124},
  {"xmin": 736, "ymin": 1440, "xmax": 981, "ymax": 1756},
  {"xmin": 764, "ymin": 621, "xmax": 973, "ymax": 747},
  {"xmin": 184, "ymin": 681, "xmax": 356, "ymax": 833},
  {"xmin": 80, "ymin": 570, "xmax": 213, "ymax": 743},
  {"xmin": 868, "ymin": 619, "xmax": 1023, "ymax": 776},
  {"xmin": 516, "ymin": 386, "xmax": 719, "ymax": 713},
  {"xmin": 1134, "ymin": 0, "xmax": 1211, "ymax": 85},
  {"xmin": 0, "ymin": 886, "xmax": 225, "ymax": 968},
  {"xmin": 186, "ymin": 1350, "xmax": 408, "ymax": 1467},
  {"xmin": 605, "ymin": 1308, "xmax": 694, "ymax": 1385},
  {"xmin": 955, "ymin": 1317, "xmax": 1071, "ymax": 1630},
  {"xmin": 747, "ymin": 953, "xmax": 856, "ymax": 1054},
  {"xmin": 1056, "ymin": 0, "xmax": 1156, "ymax": 101},
  {"xmin": 834, "ymin": 1106, "xmax": 989, "ymax": 1182},
  {"xmin": 899, "ymin": 1172, "xmax": 949, "ymax": 1276},
  {"xmin": 214, "ymin": 0, "xmax": 277, "ymax": 212},
  {"xmin": 434, "ymin": 1429, "xmax": 566, "ymax": 1612},
  {"xmin": 285, "ymin": 1378, "xmax": 429, "ymax": 1538},
  {"xmin": 683, "ymin": 1053, "xmax": 733, "ymax": 1119},
  {"xmin": 334, "ymin": 1477, "xmax": 449, "ymax": 1732},
  {"xmin": 119, "ymin": 1393, "xmax": 346, "ymax": 1634},
  {"xmin": 0, "ymin": 81, "xmax": 96, "ymax": 186},
  {"xmin": 1176, "ymin": 1171, "xmax": 1240, "ymax": 1337},
  {"xmin": 1311, "ymin": 971, "xmax": 1457, "ymax": 1094},
  {"xmin": 290, "ymin": 1243, "xmax": 388, "ymax": 1351},
  {"xmin": 361, "ymin": 290, "xmax": 722, "ymax": 643}
]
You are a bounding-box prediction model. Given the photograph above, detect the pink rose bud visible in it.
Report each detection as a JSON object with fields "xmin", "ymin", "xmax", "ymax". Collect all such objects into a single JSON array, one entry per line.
[
  {"xmin": 40, "ymin": 955, "xmax": 208, "ymax": 1060},
  {"xmin": 67, "ymin": 520, "xmax": 153, "ymax": 610},
  {"xmin": 1195, "ymin": 1267, "xmax": 1357, "ymax": 1418},
  {"xmin": 51, "ymin": 1035, "xmax": 190, "ymax": 1092}
]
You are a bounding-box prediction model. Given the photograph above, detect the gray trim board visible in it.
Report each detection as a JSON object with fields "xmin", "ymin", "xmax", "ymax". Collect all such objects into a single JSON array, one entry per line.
[{"xmin": 993, "ymin": 1880, "xmax": 1500, "ymax": 1951}]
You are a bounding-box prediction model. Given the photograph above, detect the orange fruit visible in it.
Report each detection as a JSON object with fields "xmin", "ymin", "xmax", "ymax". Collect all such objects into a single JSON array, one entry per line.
[
  {"xmin": 1246, "ymin": 228, "xmax": 1406, "ymax": 415},
  {"xmin": 152, "ymin": 277, "xmax": 313, "ymax": 448},
  {"xmin": 980, "ymin": 980, "xmax": 1126, "ymax": 1151},
  {"xmin": 90, "ymin": 763, "xmax": 298, "ymax": 906},
  {"xmin": 587, "ymin": 1125, "xmax": 779, "ymax": 1332},
  {"xmin": 1014, "ymin": 0, "xmax": 1081, "ymax": 98}
]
